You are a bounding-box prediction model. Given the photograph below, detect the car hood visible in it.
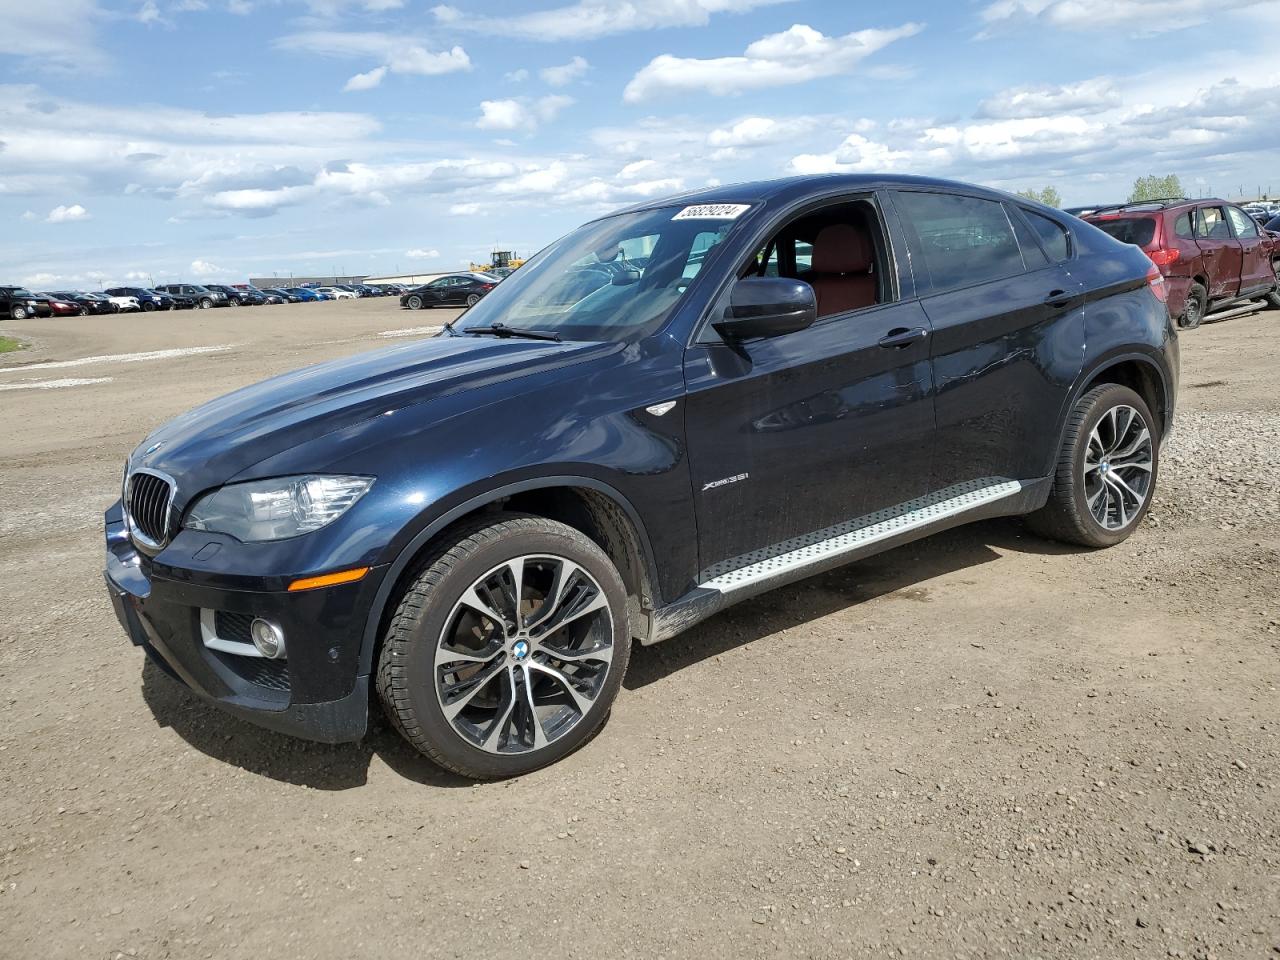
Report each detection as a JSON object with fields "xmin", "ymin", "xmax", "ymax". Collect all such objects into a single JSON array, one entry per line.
[{"xmin": 130, "ymin": 334, "xmax": 608, "ymax": 499}]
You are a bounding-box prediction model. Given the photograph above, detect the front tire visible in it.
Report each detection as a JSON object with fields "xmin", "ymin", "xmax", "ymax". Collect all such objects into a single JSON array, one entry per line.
[
  {"xmin": 10, "ymin": 305, "xmax": 27, "ymax": 320},
  {"xmin": 199, "ymin": 298, "xmax": 212, "ymax": 309},
  {"xmin": 1026, "ymin": 384, "xmax": 1158, "ymax": 548},
  {"xmin": 1266, "ymin": 261, "xmax": 1280, "ymax": 309},
  {"xmin": 376, "ymin": 514, "xmax": 631, "ymax": 779},
  {"xmin": 406, "ymin": 295, "xmax": 423, "ymax": 310},
  {"xmin": 142, "ymin": 301, "xmax": 156, "ymax": 312},
  {"xmin": 1179, "ymin": 281, "xmax": 1206, "ymax": 329}
]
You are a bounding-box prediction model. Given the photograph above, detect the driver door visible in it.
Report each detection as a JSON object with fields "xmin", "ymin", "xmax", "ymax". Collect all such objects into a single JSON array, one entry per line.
[{"xmin": 682, "ymin": 195, "xmax": 936, "ymax": 578}]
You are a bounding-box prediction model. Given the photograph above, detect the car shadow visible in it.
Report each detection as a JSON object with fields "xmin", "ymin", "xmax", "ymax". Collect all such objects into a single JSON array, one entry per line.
[
  {"xmin": 625, "ymin": 515, "xmax": 1089, "ymax": 689},
  {"xmin": 139, "ymin": 515, "xmax": 1086, "ymax": 788},
  {"xmin": 140, "ymin": 660, "xmax": 472, "ymax": 790}
]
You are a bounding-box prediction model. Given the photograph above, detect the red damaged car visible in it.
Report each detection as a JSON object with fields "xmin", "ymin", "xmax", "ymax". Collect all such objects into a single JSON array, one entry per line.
[
  {"xmin": 38, "ymin": 293, "xmax": 84, "ymax": 317},
  {"xmin": 1085, "ymin": 199, "xmax": 1280, "ymax": 328}
]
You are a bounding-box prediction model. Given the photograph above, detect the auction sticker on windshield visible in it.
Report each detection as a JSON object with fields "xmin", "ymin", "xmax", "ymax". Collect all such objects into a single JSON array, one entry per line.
[{"xmin": 672, "ymin": 204, "xmax": 751, "ymax": 221}]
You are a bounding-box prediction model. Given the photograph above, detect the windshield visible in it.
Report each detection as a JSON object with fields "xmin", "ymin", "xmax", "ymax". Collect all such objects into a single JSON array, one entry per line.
[
  {"xmin": 453, "ymin": 204, "xmax": 741, "ymax": 342},
  {"xmin": 11, "ymin": 288, "xmax": 36, "ymax": 298}
]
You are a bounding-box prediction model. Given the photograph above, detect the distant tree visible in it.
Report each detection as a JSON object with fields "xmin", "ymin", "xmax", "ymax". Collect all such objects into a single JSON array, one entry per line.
[
  {"xmin": 1129, "ymin": 174, "xmax": 1183, "ymax": 203},
  {"xmin": 1015, "ymin": 186, "xmax": 1062, "ymax": 207}
]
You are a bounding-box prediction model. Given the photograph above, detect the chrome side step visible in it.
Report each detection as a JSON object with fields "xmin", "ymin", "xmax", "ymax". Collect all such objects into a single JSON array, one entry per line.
[
  {"xmin": 701, "ymin": 477, "xmax": 1024, "ymax": 593},
  {"xmin": 646, "ymin": 476, "xmax": 1039, "ymax": 645}
]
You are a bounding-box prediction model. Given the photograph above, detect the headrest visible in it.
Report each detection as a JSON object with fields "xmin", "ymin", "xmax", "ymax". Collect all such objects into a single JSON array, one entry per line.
[{"xmin": 812, "ymin": 223, "xmax": 873, "ymax": 274}]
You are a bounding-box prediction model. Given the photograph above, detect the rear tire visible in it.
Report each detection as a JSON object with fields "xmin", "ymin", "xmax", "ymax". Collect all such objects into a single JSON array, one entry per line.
[
  {"xmin": 465, "ymin": 294, "xmax": 481, "ymax": 308},
  {"xmin": 1266, "ymin": 262, "xmax": 1280, "ymax": 309},
  {"xmin": 1025, "ymin": 384, "xmax": 1159, "ymax": 548},
  {"xmin": 376, "ymin": 514, "xmax": 631, "ymax": 779},
  {"xmin": 1179, "ymin": 282, "xmax": 1206, "ymax": 329}
]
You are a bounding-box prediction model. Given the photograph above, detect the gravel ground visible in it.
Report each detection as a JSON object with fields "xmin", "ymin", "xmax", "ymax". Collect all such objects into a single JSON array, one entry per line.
[{"xmin": 0, "ymin": 300, "xmax": 1277, "ymax": 960}]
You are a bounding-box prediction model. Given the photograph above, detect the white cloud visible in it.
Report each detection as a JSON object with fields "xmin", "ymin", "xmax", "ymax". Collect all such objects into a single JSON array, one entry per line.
[
  {"xmin": 540, "ymin": 56, "xmax": 589, "ymax": 87},
  {"xmin": 790, "ymin": 134, "xmax": 918, "ymax": 175},
  {"xmin": 46, "ymin": 203, "xmax": 91, "ymax": 223},
  {"xmin": 7, "ymin": 0, "xmax": 106, "ymax": 71},
  {"xmin": 276, "ymin": 32, "xmax": 471, "ymax": 88},
  {"xmin": 432, "ymin": 0, "xmax": 790, "ymax": 41},
  {"xmin": 505, "ymin": 68, "xmax": 529, "ymax": 82},
  {"xmin": 978, "ymin": 78, "xmax": 1121, "ymax": 118},
  {"xmin": 406, "ymin": 248, "xmax": 439, "ymax": 259},
  {"xmin": 476, "ymin": 95, "xmax": 572, "ymax": 131},
  {"xmin": 344, "ymin": 66, "xmax": 388, "ymax": 92},
  {"xmin": 137, "ymin": 1, "xmax": 162, "ymax": 24},
  {"xmin": 190, "ymin": 259, "xmax": 225, "ymax": 276},
  {"xmin": 707, "ymin": 115, "xmax": 820, "ymax": 148},
  {"xmin": 624, "ymin": 22, "xmax": 924, "ymax": 102},
  {"xmin": 617, "ymin": 159, "xmax": 657, "ymax": 179},
  {"xmin": 449, "ymin": 202, "xmax": 482, "ymax": 215},
  {"xmin": 20, "ymin": 210, "xmax": 38, "ymax": 221},
  {"xmin": 979, "ymin": 0, "xmax": 1269, "ymax": 34}
]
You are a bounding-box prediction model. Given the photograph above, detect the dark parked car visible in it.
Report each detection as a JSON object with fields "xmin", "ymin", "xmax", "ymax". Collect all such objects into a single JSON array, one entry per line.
[
  {"xmin": 104, "ymin": 287, "xmax": 173, "ymax": 312},
  {"xmin": 400, "ymin": 273, "xmax": 496, "ymax": 309},
  {"xmin": 1084, "ymin": 199, "xmax": 1280, "ymax": 327},
  {"xmin": 1266, "ymin": 214, "xmax": 1280, "ymax": 233},
  {"xmin": 105, "ymin": 174, "xmax": 1178, "ymax": 779},
  {"xmin": 262, "ymin": 288, "xmax": 298, "ymax": 303},
  {"xmin": 1, "ymin": 286, "xmax": 53, "ymax": 319},
  {"xmin": 50, "ymin": 291, "xmax": 116, "ymax": 315},
  {"xmin": 204, "ymin": 284, "xmax": 262, "ymax": 306},
  {"xmin": 153, "ymin": 284, "xmax": 227, "ymax": 309}
]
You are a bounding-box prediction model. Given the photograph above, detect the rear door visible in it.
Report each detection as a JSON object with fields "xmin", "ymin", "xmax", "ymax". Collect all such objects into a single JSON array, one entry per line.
[
  {"xmin": 1226, "ymin": 205, "xmax": 1272, "ymax": 296},
  {"xmin": 893, "ymin": 190, "xmax": 1086, "ymax": 488},
  {"xmin": 1193, "ymin": 205, "xmax": 1243, "ymax": 299}
]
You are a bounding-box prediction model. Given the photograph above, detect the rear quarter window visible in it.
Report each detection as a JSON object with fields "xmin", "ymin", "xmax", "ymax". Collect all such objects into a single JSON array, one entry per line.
[
  {"xmin": 1091, "ymin": 217, "xmax": 1156, "ymax": 248},
  {"xmin": 1023, "ymin": 210, "xmax": 1071, "ymax": 262}
]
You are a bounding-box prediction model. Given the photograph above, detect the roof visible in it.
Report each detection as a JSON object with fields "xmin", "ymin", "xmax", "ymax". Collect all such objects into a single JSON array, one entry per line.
[{"xmin": 608, "ymin": 173, "xmax": 1059, "ymax": 219}]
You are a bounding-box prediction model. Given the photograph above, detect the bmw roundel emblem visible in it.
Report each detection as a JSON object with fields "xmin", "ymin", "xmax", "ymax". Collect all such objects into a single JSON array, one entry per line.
[
  {"xmin": 144, "ymin": 441, "xmax": 164, "ymax": 457},
  {"xmin": 512, "ymin": 640, "xmax": 529, "ymax": 661}
]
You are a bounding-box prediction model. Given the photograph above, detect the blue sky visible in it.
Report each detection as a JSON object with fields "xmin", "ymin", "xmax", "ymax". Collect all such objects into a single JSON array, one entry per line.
[{"xmin": 3, "ymin": 0, "xmax": 1279, "ymax": 288}]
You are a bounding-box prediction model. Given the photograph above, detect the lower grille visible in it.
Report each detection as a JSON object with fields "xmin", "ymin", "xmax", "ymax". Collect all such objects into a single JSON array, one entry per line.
[
  {"xmin": 214, "ymin": 611, "xmax": 254, "ymax": 645},
  {"xmin": 127, "ymin": 470, "xmax": 174, "ymax": 547},
  {"xmin": 228, "ymin": 656, "xmax": 291, "ymax": 692}
]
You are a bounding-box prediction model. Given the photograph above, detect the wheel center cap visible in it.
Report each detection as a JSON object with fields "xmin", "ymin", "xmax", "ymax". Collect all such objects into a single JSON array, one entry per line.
[
  {"xmin": 512, "ymin": 639, "xmax": 530, "ymax": 661},
  {"xmin": 1100, "ymin": 461, "xmax": 1110, "ymax": 474}
]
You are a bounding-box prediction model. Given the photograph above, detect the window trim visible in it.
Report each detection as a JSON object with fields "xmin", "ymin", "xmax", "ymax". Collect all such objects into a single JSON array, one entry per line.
[
  {"xmin": 892, "ymin": 188, "xmax": 1030, "ymax": 297},
  {"xmin": 692, "ymin": 191, "xmax": 902, "ymax": 345}
]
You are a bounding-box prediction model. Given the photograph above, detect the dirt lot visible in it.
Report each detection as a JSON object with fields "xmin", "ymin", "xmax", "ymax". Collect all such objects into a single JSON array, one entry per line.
[{"xmin": 1, "ymin": 299, "xmax": 1277, "ymax": 960}]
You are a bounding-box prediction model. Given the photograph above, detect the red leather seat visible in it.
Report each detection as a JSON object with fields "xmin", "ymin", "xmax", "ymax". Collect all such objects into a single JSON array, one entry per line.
[{"xmin": 808, "ymin": 224, "xmax": 876, "ymax": 317}]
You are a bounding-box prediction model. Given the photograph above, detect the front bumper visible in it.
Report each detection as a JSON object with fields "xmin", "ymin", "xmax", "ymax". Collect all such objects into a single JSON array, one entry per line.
[{"xmin": 103, "ymin": 503, "xmax": 384, "ymax": 743}]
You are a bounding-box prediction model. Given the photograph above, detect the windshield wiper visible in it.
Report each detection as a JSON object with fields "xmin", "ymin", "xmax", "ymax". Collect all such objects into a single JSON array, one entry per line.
[{"xmin": 462, "ymin": 323, "xmax": 561, "ymax": 342}]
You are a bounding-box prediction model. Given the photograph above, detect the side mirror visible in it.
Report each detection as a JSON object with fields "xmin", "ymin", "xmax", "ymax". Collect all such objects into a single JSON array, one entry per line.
[{"xmin": 713, "ymin": 277, "xmax": 816, "ymax": 341}]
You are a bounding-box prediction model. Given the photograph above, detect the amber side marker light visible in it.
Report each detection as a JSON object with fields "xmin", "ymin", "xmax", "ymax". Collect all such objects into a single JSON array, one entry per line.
[{"xmin": 287, "ymin": 567, "xmax": 370, "ymax": 592}]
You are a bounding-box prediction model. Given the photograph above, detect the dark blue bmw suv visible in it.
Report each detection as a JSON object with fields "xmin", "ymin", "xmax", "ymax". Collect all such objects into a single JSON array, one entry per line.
[{"xmin": 105, "ymin": 175, "xmax": 1178, "ymax": 778}]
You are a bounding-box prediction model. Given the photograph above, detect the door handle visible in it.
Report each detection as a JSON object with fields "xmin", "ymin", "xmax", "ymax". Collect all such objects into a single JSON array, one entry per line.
[
  {"xmin": 1044, "ymin": 289, "xmax": 1077, "ymax": 309},
  {"xmin": 878, "ymin": 327, "xmax": 928, "ymax": 348}
]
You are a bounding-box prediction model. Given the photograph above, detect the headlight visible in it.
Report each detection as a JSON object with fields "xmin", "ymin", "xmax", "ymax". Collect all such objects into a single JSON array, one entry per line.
[{"xmin": 184, "ymin": 475, "xmax": 373, "ymax": 542}]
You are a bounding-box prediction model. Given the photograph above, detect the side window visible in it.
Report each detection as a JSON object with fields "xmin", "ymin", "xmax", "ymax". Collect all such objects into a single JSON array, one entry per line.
[
  {"xmin": 1023, "ymin": 209, "xmax": 1071, "ymax": 262},
  {"xmin": 1008, "ymin": 209, "xmax": 1049, "ymax": 269},
  {"xmin": 1226, "ymin": 206, "xmax": 1259, "ymax": 238},
  {"xmin": 897, "ymin": 191, "xmax": 1025, "ymax": 293},
  {"xmin": 1195, "ymin": 206, "xmax": 1230, "ymax": 240},
  {"xmin": 1173, "ymin": 213, "xmax": 1194, "ymax": 239},
  {"xmin": 429, "ymin": 278, "xmax": 451, "ymax": 288}
]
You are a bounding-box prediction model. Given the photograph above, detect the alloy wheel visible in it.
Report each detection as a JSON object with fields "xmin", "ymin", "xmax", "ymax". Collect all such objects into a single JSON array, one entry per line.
[
  {"xmin": 408, "ymin": 295, "xmax": 423, "ymax": 310},
  {"xmin": 1083, "ymin": 404, "xmax": 1153, "ymax": 530},
  {"xmin": 12, "ymin": 306, "xmax": 26, "ymax": 320},
  {"xmin": 465, "ymin": 294, "xmax": 480, "ymax": 307},
  {"xmin": 434, "ymin": 555, "xmax": 614, "ymax": 755}
]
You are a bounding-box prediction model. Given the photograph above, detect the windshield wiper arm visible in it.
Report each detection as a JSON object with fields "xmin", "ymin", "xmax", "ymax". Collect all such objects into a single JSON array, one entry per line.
[{"xmin": 462, "ymin": 323, "xmax": 561, "ymax": 342}]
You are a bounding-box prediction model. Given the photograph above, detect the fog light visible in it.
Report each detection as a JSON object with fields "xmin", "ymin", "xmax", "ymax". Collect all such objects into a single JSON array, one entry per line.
[{"xmin": 250, "ymin": 618, "xmax": 286, "ymax": 659}]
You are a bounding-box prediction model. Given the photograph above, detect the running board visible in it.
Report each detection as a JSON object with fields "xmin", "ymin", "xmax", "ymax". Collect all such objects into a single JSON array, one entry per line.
[{"xmin": 646, "ymin": 477, "xmax": 1042, "ymax": 645}]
